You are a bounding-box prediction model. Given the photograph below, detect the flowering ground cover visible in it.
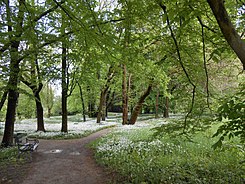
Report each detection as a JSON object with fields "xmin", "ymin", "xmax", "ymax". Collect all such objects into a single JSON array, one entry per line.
[
  {"xmin": 0, "ymin": 114, "xmax": 119, "ymax": 140},
  {"xmin": 92, "ymin": 119, "xmax": 245, "ymax": 184}
]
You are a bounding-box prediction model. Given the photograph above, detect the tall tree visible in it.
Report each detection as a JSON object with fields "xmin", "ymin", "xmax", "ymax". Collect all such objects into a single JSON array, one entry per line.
[
  {"xmin": 20, "ymin": 55, "xmax": 45, "ymax": 132},
  {"xmin": 121, "ymin": 0, "xmax": 132, "ymax": 125},
  {"xmin": 1, "ymin": 0, "xmax": 25, "ymax": 147}
]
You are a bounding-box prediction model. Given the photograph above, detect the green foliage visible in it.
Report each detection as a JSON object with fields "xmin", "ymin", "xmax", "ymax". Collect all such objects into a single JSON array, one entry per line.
[
  {"xmin": 51, "ymin": 96, "xmax": 62, "ymax": 116},
  {"xmin": 0, "ymin": 147, "xmax": 18, "ymax": 164},
  {"xmin": 0, "ymin": 107, "xmax": 6, "ymax": 122},
  {"xmin": 212, "ymin": 83, "xmax": 245, "ymax": 149},
  {"xmin": 92, "ymin": 126, "xmax": 245, "ymax": 183},
  {"xmin": 17, "ymin": 93, "xmax": 36, "ymax": 119}
]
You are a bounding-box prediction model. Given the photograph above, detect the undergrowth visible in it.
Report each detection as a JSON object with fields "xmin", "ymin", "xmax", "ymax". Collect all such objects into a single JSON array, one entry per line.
[{"xmin": 91, "ymin": 125, "xmax": 245, "ymax": 184}]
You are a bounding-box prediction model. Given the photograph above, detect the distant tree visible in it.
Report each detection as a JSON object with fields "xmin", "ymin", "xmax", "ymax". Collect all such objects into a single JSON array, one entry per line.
[
  {"xmin": 96, "ymin": 66, "xmax": 115, "ymax": 123},
  {"xmin": 129, "ymin": 84, "xmax": 152, "ymax": 125},
  {"xmin": 44, "ymin": 83, "xmax": 54, "ymax": 118}
]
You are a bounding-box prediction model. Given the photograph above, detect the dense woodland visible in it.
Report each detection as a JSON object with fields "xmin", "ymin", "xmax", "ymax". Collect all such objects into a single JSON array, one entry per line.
[{"xmin": 0, "ymin": 0, "xmax": 244, "ymax": 148}]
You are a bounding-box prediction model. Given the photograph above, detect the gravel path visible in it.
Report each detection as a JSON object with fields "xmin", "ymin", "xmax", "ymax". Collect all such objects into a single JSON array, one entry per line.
[{"xmin": 17, "ymin": 128, "xmax": 114, "ymax": 184}]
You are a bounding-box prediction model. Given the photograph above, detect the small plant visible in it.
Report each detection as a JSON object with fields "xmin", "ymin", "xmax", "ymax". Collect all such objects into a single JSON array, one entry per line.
[{"xmin": 0, "ymin": 147, "xmax": 18, "ymax": 164}]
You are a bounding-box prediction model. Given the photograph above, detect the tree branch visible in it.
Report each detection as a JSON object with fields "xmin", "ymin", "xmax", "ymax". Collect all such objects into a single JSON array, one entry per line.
[
  {"xmin": 0, "ymin": 0, "xmax": 66, "ymax": 54},
  {"xmin": 207, "ymin": 0, "xmax": 245, "ymax": 70},
  {"xmin": 159, "ymin": 2, "xmax": 196, "ymax": 132},
  {"xmin": 199, "ymin": 20, "xmax": 211, "ymax": 110}
]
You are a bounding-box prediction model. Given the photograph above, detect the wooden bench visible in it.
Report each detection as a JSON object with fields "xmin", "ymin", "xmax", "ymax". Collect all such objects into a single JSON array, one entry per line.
[{"xmin": 14, "ymin": 133, "xmax": 39, "ymax": 161}]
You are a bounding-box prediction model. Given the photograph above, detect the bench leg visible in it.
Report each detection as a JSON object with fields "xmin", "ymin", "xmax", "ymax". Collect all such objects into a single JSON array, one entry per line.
[
  {"xmin": 17, "ymin": 151, "xmax": 32, "ymax": 162},
  {"xmin": 17, "ymin": 151, "xmax": 21, "ymax": 159}
]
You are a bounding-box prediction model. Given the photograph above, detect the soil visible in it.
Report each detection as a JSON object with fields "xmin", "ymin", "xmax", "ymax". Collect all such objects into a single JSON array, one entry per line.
[{"xmin": 0, "ymin": 129, "xmax": 117, "ymax": 184}]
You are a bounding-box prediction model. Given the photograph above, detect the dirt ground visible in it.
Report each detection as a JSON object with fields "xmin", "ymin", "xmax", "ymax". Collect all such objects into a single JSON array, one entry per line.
[{"xmin": 0, "ymin": 129, "xmax": 117, "ymax": 184}]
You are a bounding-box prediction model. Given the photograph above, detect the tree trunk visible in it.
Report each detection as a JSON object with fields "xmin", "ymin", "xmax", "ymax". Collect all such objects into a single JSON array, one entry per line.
[
  {"xmin": 77, "ymin": 82, "xmax": 86, "ymax": 122},
  {"xmin": 2, "ymin": 43, "xmax": 20, "ymax": 147},
  {"xmin": 61, "ymin": 42, "xmax": 68, "ymax": 133},
  {"xmin": 20, "ymin": 83, "xmax": 45, "ymax": 132},
  {"xmin": 47, "ymin": 108, "xmax": 51, "ymax": 118},
  {"xmin": 122, "ymin": 64, "xmax": 128, "ymax": 125},
  {"xmin": 207, "ymin": 0, "xmax": 245, "ymax": 70},
  {"xmin": 35, "ymin": 92, "xmax": 45, "ymax": 131},
  {"xmin": 128, "ymin": 84, "xmax": 152, "ymax": 125},
  {"xmin": 97, "ymin": 91, "xmax": 106, "ymax": 123},
  {"xmin": 163, "ymin": 97, "xmax": 169, "ymax": 118},
  {"xmin": 61, "ymin": 12, "xmax": 68, "ymax": 133},
  {"xmin": 155, "ymin": 91, "xmax": 159, "ymax": 118},
  {"xmin": 102, "ymin": 95, "xmax": 106, "ymax": 121},
  {"xmin": 96, "ymin": 66, "xmax": 114, "ymax": 123},
  {"xmin": 2, "ymin": 83, "xmax": 19, "ymax": 147}
]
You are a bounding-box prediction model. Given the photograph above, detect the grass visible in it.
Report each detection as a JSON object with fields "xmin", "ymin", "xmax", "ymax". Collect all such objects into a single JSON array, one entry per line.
[{"xmin": 91, "ymin": 120, "xmax": 245, "ymax": 184}]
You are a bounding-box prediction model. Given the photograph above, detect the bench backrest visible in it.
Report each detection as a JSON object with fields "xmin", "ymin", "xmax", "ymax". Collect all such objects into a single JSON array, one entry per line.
[{"xmin": 14, "ymin": 133, "xmax": 28, "ymax": 145}]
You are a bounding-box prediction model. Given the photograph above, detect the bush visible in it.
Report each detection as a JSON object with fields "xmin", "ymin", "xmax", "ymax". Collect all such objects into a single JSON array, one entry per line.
[{"xmin": 212, "ymin": 84, "xmax": 245, "ymax": 149}]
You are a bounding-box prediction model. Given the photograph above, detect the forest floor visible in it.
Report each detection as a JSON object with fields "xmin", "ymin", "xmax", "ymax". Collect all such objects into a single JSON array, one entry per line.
[{"xmin": 0, "ymin": 128, "xmax": 117, "ymax": 184}]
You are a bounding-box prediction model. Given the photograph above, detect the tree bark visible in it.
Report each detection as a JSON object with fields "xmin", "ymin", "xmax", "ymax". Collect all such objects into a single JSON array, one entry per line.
[
  {"xmin": 128, "ymin": 84, "xmax": 152, "ymax": 125},
  {"xmin": 122, "ymin": 64, "xmax": 128, "ymax": 125},
  {"xmin": 163, "ymin": 97, "xmax": 169, "ymax": 118},
  {"xmin": 19, "ymin": 80, "xmax": 45, "ymax": 131},
  {"xmin": 35, "ymin": 92, "xmax": 45, "ymax": 131},
  {"xmin": 61, "ymin": 12, "xmax": 68, "ymax": 133},
  {"xmin": 207, "ymin": 0, "xmax": 245, "ymax": 70},
  {"xmin": 61, "ymin": 41, "xmax": 68, "ymax": 133},
  {"xmin": 77, "ymin": 82, "xmax": 86, "ymax": 122},
  {"xmin": 96, "ymin": 66, "xmax": 114, "ymax": 123},
  {"xmin": 102, "ymin": 93, "xmax": 106, "ymax": 121},
  {"xmin": 97, "ymin": 91, "xmax": 106, "ymax": 123},
  {"xmin": 155, "ymin": 91, "xmax": 159, "ymax": 118}
]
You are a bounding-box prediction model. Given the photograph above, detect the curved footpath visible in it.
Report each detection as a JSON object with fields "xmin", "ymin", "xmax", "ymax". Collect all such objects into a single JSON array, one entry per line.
[{"xmin": 20, "ymin": 128, "xmax": 114, "ymax": 184}]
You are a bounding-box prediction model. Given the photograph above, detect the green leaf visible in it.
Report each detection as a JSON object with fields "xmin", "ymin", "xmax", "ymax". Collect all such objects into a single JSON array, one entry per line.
[{"xmin": 212, "ymin": 136, "xmax": 224, "ymax": 150}]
